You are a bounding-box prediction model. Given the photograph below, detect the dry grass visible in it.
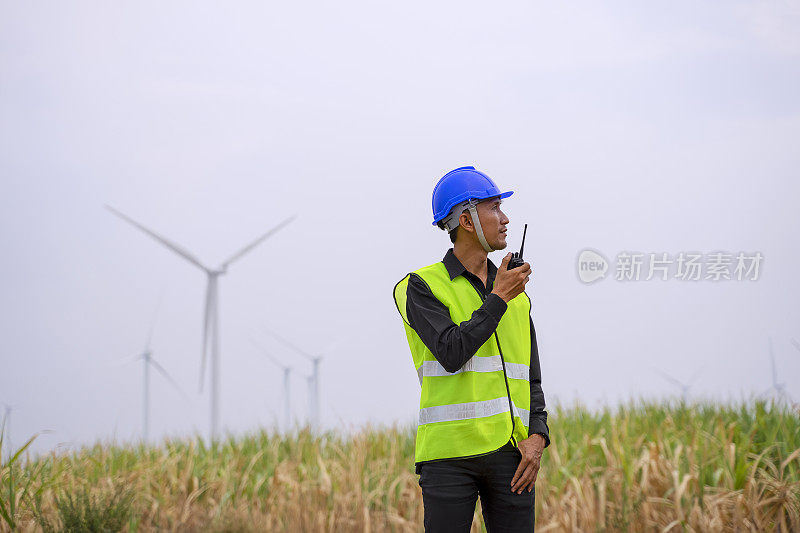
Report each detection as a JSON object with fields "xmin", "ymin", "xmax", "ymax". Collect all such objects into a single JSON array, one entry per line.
[{"xmin": 2, "ymin": 399, "xmax": 799, "ymax": 532}]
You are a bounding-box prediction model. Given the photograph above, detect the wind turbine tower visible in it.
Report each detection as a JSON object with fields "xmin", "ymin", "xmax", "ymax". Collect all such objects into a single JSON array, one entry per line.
[
  {"xmin": 762, "ymin": 337, "xmax": 790, "ymax": 403},
  {"xmin": 107, "ymin": 205, "xmax": 295, "ymax": 441},
  {"xmin": 130, "ymin": 296, "xmax": 186, "ymax": 443},
  {"xmin": 251, "ymin": 340, "xmax": 293, "ymax": 431}
]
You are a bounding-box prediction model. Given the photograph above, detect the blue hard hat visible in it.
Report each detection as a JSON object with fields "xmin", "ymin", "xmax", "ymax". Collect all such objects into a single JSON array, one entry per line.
[{"xmin": 431, "ymin": 166, "xmax": 513, "ymax": 226}]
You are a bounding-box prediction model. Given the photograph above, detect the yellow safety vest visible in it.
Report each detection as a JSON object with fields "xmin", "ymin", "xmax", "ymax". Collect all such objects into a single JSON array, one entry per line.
[{"xmin": 393, "ymin": 261, "xmax": 531, "ymax": 464}]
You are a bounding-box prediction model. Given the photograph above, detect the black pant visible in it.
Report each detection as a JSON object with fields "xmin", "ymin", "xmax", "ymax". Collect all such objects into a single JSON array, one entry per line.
[{"xmin": 418, "ymin": 442, "xmax": 535, "ymax": 532}]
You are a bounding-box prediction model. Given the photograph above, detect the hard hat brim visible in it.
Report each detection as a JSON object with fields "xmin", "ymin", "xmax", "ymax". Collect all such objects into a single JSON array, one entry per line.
[{"xmin": 432, "ymin": 190, "xmax": 513, "ymax": 226}]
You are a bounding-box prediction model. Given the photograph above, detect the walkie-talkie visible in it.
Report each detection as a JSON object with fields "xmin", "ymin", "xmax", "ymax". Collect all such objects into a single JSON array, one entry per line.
[{"xmin": 507, "ymin": 224, "xmax": 528, "ymax": 270}]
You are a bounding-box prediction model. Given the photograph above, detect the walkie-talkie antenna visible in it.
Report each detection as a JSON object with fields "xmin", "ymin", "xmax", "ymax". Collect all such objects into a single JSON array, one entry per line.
[{"xmin": 507, "ymin": 223, "xmax": 529, "ymax": 270}]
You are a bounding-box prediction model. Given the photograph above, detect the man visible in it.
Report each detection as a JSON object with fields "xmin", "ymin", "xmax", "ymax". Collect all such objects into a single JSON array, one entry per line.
[{"xmin": 392, "ymin": 166, "xmax": 550, "ymax": 532}]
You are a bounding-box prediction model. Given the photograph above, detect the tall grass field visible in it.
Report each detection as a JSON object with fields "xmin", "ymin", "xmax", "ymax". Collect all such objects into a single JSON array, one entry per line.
[{"xmin": 1, "ymin": 400, "xmax": 798, "ymax": 532}]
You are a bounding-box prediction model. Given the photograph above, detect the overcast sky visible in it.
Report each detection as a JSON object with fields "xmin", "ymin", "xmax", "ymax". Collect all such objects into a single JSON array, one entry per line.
[{"xmin": 2, "ymin": 1, "xmax": 799, "ymax": 459}]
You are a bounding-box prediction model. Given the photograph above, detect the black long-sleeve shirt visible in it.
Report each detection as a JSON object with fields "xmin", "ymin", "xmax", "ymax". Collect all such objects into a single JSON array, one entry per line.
[{"xmin": 404, "ymin": 249, "xmax": 551, "ymax": 465}]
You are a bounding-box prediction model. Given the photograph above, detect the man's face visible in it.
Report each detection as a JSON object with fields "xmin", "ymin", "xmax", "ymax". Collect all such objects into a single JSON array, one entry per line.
[{"xmin": 473, "ymin": 197, "xmax": 510, "ymax": 250}]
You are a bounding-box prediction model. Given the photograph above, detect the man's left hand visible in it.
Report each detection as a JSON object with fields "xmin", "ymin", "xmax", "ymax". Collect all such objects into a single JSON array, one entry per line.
[{"xmin": 510, "ymin": 434, "xmax": 545, "ymax": 494}]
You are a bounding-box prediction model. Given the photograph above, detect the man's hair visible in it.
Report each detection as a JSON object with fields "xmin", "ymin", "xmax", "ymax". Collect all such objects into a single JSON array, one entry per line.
[{"xmin": 449, "ymin": 227, "xmax": 458, "ymax": 243}]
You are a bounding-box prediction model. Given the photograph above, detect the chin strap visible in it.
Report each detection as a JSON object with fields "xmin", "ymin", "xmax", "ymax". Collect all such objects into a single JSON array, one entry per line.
[{"xmin": 466, "ymin": 201, "xmax": 494, "ymax": 253}]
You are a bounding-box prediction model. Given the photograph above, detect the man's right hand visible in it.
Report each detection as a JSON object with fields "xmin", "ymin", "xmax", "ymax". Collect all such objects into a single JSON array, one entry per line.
[{"xmin": 492, "ymin": 253, "xmax": 531, "ymax": 303}]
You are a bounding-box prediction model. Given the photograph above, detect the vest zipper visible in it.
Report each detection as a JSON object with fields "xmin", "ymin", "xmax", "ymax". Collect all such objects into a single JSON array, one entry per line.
[{"xmin": 473, "ymin": 286, "xmax": 518, "ymax": 447}]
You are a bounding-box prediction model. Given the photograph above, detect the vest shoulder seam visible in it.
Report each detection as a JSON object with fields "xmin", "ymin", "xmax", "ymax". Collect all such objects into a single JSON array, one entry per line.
[
  {"xmin": 409, "ymin": 271, "xmax": 436, "ymax": 297},
  {"xmin": 413, "ymin": 262, "xmax": 449, "ymax": 279}
]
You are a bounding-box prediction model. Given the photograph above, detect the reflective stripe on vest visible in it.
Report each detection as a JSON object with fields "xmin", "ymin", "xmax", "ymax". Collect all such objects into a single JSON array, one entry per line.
[
  {"xmin": 416, "ymin": 355, "xmax": 529, "ymax": 384},
  {"xmin": 419, "ymin": 396, "xmax": 530, "ymax": 430}
]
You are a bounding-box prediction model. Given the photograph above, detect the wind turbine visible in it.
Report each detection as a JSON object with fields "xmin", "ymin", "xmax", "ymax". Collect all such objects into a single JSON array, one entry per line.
[
  {"xmin": 655, "ymin": 368, "xmax": 700, "ymax": 403},
  {"xmin": 128, "ymin": 294, "xmax": 186, "ymax": 443},
  {"xmin": 251, "ymin": 339, "xmax": 292, "ymax": 431},
  {"xmin": 263, "ymin": 329, "xmax": 325, "ymax": 432},
  {"xmin": 107, "ymin": 205, "xmax": 295, "ymax": 441},
  {"xmin": 761, "ymin": 337, "xmax": 791, "ymax": 403}
]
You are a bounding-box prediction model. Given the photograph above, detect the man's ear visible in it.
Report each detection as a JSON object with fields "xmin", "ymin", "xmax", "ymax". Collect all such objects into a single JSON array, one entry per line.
[{"xmin": 459, "ymin": 211, "xmax": 474, "ymax": 234}]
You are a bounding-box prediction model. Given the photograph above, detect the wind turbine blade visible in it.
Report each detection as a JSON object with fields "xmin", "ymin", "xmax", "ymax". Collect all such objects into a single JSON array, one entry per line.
[
  {"xmin": 250, "ymin": 338, "xmax": 286, "ymax": 369},
  {"xmin": 111, "ymin": 352, "xmax": 142, "ymax": 367},
  {"xmin": 655, "ymin": 369, "xmax": 685, "ymax": 389},
  {"xmin": 221, "ymin": 215, "xmax": 296, "ymax": 269},
  {"xmin": 791, "ymin": 338, "xmax": 800, "ymax": 353},
  {"xmin": 199, "ymin": 278, "xmax": 214, "ymax": 393},
  {"xmin": 320, "ymin": 333, "xmax": 353, "ymax": 355},
  {"xmin": 263, "ymin": 327, "xmax": 315, "ymax": 361},
  {"xmin": 105, "ymin": 205, "xmax": 209, "ymax": 273},
  {"xmin": 150, "ymin": 358, "xmax": 188, "ymax": 400}
]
